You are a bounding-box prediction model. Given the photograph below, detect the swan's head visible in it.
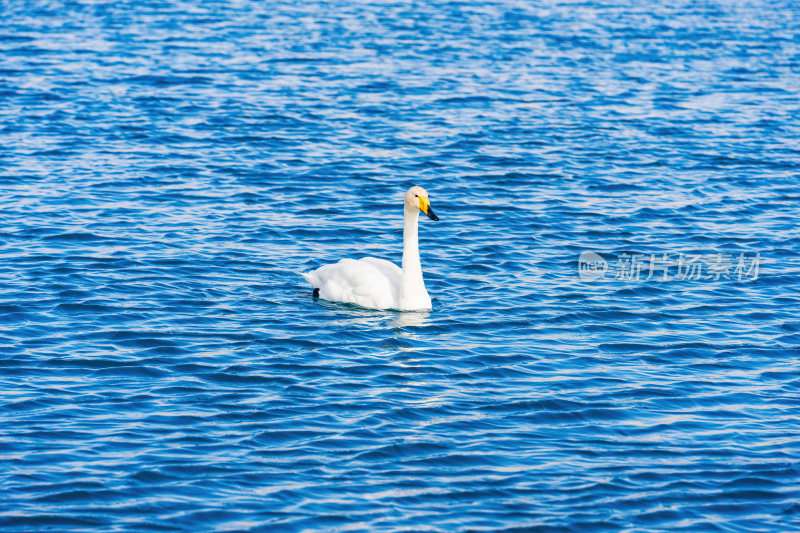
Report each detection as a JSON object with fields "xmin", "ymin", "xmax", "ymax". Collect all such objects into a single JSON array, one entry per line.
[{"xmin": 405, "ymin": 186, "xmax": 439, "ymax": 221}]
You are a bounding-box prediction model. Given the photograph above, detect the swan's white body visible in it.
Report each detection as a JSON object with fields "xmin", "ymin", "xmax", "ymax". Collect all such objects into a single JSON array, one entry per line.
[{"xmin": 301, "ymin": 186, "xmax": 438, "ymax": 311}]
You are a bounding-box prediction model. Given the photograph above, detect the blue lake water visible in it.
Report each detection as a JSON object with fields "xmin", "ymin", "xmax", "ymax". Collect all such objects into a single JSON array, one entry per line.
[{"xmin": 2, "ymin": 0, "xmax": 799, "ymax": 531}]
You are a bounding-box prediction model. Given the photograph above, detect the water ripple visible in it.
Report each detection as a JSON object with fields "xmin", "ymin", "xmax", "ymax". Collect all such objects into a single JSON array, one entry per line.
[{"xmin": 2, "ymin": 0, "xmax": 799, "ymax": 531}]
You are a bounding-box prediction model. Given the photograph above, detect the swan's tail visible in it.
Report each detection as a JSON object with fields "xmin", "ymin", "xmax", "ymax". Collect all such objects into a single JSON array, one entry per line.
[
  {"xmin": 299, "ymin": 271, "xmax": 320, "ymax": 298},
  {"xmin": 299, "ymin": 271, "xmax": 314, "ymax": 286}
]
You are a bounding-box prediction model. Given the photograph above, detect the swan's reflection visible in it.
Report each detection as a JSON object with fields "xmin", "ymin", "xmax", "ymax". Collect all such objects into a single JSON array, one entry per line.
[
  {"xmin": 391, "ymin": 310, "xmax": 429, "ymax": 330},
  {"xmin": 387, "ymin": 311, "xmax": 431, "ymax": 374},
  {"xmin": 312, "ymin": 300, "xmax": 430, "ymax": 370},
  {"xmin": 316, "ymin": 299, "xmax": 430, "ymax": 331}
]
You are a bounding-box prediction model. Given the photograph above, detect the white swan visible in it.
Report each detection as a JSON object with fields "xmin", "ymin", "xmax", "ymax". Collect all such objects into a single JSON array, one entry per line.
[{"xmin": 301, "ymin": 186, "xmax": 439, "ymax": 311}]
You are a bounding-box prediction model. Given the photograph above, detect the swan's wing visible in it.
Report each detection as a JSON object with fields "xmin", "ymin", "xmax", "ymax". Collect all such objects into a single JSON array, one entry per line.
[
  {"xmin": 359, "ymin": 257, "xmax": 402, "ymax": 288},
  {"xmin": 302, "ymin": 258, "xmax": 396, "ymax": 309}
]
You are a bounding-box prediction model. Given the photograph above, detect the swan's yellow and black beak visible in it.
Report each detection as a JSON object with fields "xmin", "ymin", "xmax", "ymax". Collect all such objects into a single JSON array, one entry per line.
[{"xmin": 419, "ymin": 196, "xmax": 439, "ymax": 221}]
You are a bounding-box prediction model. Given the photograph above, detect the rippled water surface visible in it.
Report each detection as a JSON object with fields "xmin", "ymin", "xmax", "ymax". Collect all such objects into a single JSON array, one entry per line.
[{"xmin": 2, "ymin": 0, "xmax": 800, "ymax": 531}]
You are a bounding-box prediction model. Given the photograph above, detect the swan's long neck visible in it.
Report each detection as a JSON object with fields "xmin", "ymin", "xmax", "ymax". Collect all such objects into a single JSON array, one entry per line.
[{"xmin": 400, "ymin": 207, "xmax": 427, "ymax": 307}]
